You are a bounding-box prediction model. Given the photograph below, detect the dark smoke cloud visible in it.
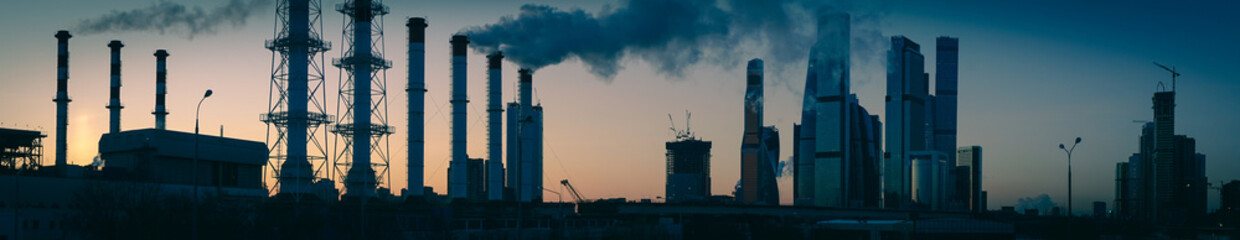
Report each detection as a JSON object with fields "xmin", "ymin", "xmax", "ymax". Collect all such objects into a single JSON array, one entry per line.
[
  {"xmin": 74, "ymin": 0, "xmax": 272, "ymax": 39},
  {"xmin": 461, "ymin": 0, "xmax": 888, "ymax": 84}
]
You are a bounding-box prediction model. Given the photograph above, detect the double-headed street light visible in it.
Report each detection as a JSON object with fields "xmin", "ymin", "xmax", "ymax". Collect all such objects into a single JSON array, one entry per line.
[{"xmin": 1059, "ymin": 137, "xmax": 1081, "ymax": 217}]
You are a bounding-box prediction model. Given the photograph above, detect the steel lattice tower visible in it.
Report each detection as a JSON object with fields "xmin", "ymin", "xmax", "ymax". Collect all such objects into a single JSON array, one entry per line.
[
  {"xmin": 262, "ymin": 0, "xmax": 334, "ymax": 200},
  {"xmin": 333, "ymin": 0, "xmax": 392, "ymax": 198}
]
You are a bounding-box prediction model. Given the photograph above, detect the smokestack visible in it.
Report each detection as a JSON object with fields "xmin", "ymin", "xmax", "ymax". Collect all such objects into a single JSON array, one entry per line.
[
  {"xmin": 505, "ymin": 101, "xmax": 519, "ymax": 201},
  {"xmin": 519, "ymin": 69, "xmax": 532, "ymax": 107},
  {"xmin": 485, "ymin": 52, "xmax": 504, "ymax": 200},
  {"xmin": 277, "ymin": 0, "xmax": 315, "ymax": 196},
  {"xmin": 515, "ymin": 68, "xmax": 536, "ymax": 202},
  {"xmin": 448, "ymin": 34, "xmax": 469, "ymax": 199},
  {"xmin": 54, "ymin": 30, "xmax": 72, "ymax": 168},
  {"xmin": 153, "ymin": 49, "xmax": 169, "ymax": 130},
  {"xmin": 406, "ymin": 17, "xmax": 427, "ymax": 196},
  {"xmin": 530, "ymin": 104, "xmax": 543, "ymax": 202},
  {"xmin": 344, "ymin": 0, "xmax": 378, "ymax": 197},
  {"xmin": 107, "ymin": 40, "xmax": 124, "ymax": 134}
]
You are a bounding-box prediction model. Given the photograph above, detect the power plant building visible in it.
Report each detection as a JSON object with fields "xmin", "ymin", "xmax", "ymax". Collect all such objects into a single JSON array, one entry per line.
[{"xmin": 98, "ymin": 129, "xmax": 267, "ymax": 191}]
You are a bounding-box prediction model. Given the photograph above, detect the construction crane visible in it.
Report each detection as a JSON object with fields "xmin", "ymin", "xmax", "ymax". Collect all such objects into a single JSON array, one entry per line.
[
  {"xmin": 561, "ymin": 179, "xmax": 586, "ymax": 203},
  {"xmin": 1153, "ymin": 62, "xmax": 1182, "ymax": 92},
  {"xmin": 667, "ymin": 111, "xmax": 694, "ymax": 141}
]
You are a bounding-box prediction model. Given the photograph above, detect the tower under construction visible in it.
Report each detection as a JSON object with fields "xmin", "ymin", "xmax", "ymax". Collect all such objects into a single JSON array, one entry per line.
[
  {"xmin": 262, "ymin": 0, "xmax": 334, "ymax": 200},
  {"xmin": 333, "ymin": 0, "xmax": 393, "ymax": 198}
]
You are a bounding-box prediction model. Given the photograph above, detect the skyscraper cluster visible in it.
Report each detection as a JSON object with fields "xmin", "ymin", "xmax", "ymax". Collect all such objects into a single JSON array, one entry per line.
[
  {"xmin": 787, "ymin": 13, "xmax": 981, "ymax": 211},
  {"xmin": 1114, "ymin": 90, "xmax": 1207, "ymax": 224},
  {"xmin": 881, "ymin": 36, "xmax": 970, "ymax": 210}
]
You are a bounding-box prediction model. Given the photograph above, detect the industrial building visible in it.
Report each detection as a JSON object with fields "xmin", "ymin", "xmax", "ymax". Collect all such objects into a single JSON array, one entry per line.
[
  {"xmin": 0, "ymin": 128, "xmax": 45, "ymax": 172},
  {"xmin": 98, "ymin": 129, "xmax": 267, "ymax": 191}
]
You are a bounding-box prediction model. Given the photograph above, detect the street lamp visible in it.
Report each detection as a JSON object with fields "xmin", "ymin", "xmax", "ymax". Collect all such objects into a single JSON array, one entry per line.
[
  {"xmin": 1059, "ymin": 137, "xmax": 1081, "ymax": 217},
  {"xmin": 193, "ymin": 89, "xmax": 212, "ymax": 239}
]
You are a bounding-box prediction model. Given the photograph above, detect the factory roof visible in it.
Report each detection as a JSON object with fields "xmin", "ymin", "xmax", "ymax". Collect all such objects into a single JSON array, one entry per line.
[{"xmin": 98, "ymin": 128, "xmax": 265, "ymax": 165}]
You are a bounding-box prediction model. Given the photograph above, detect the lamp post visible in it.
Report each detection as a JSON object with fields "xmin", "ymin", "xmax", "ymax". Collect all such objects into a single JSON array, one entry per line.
[
  {"xmin": 193, "ymin": 89, "xmax": 212, "ymax": 239},
  {"xmin": 1059, "ymin": 137, "xmax": 1081, "ymax": 217}
]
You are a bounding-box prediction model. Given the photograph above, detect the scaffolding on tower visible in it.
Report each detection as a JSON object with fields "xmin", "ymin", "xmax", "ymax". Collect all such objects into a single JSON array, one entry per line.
[
  {"xmin": 332, "ymin": 0, "xmax": 393, "ymax": 197},
  {"xmin": 262, "ymin": 0, "xmax": 334, "ymax": 200}
]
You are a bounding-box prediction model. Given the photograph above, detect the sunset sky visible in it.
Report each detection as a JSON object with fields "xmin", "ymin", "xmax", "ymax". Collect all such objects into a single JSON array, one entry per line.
[{"xmin": 1, "ymin": 0, "xmax": 1237, "ymax": 215}]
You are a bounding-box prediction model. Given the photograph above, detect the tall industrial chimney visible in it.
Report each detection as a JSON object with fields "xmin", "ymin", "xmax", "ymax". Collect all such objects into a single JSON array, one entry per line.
[
  {"xmin": 406, "ymin": 17, "xmax": 428, "ymax": 196},
  {"xmin": 530, "ymin": 104, "xmax": 543, "ymax": 202},
  {"xmin": 447, "ymin": 34, "xmax": 469, "ymax": 199},
  {"xmin": 153, "ymin": 49, "xmax": 169, "ymax": 130},
  {"xmin": 276, "ymin": 0, "xmax": 315, "ymax": 197},
  {"xmin": 343, "ymin": 0, "xmax": 378, "ymax": 197},
  {"xmin": 485, "ymin": 52, "xmax": 504, "ymax": 200},
  {"xmin": 517, "ymin": 68, "xmax": 535, "ymax": 202},
  {"xmin": 54, "ymin": 30, "xmax": 72, "ymax": 168},
  {"xmin": 107, "ymin": 40, "xmax": 124, "ymax": 134}
]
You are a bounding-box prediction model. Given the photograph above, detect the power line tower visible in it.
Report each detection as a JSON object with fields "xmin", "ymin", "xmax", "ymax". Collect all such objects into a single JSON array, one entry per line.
[
  {"xmin": 333, "ymin": 0, "xmax": 393, "ymax": 198},
  {"xmin": 262, "ymin": 0, "xmax": 334, "ymax": 200}
]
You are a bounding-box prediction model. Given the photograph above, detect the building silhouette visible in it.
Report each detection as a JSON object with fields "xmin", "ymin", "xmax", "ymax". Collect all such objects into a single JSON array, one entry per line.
[
  {"xmin": 1222, "ymin": 180, "xmax": 1240, "ymax": 212},
  {"xmin": 883, "ymin": 35, "xmax": 967, "ymax": 210},
  {"xmin": 793, "ymin": 13, "xmax": 853, "ymax": 208},
  {"xmin": 957, "ymin": 146, "xmax": 982, "ymax": 213},
  {"xmin": 666, "ymin": 137, "xmax": 711, "ymax": 203},
  {"xmin": 740, "ymin": 59, "xmax": 779, "ymax": 205},
  {"xmin": 1114, "ymin": 91, "xmax": 1208, "ymax": 224}
]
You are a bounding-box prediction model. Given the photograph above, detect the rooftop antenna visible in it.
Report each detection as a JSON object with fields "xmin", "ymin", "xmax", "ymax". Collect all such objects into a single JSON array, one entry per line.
[{"xmin": 1153, "ymin": 62, "xmax": 1181, "ymax": 92}]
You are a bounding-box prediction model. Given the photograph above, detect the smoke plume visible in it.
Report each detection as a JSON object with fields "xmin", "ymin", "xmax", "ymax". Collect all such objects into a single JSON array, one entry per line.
[
  {"xmin": 1016, "ymin": 194, "xmax": 1062, "ymax": 214},
  {"xmin": 776, "ymin": 156, "xmax": 794, "ymax": 178},
  {"xmin": 461, "ymin": 0, "xmax": 887, "ymax": 83},
  {"xmin": 74, "ymin": 0, "xmax": 272, "ymax": 39}
]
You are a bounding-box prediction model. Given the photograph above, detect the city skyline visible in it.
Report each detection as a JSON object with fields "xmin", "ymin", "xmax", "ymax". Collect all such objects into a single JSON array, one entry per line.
[{"xmin": 1, "ymin": 0, "xmax": 1239, "ymax": 215}]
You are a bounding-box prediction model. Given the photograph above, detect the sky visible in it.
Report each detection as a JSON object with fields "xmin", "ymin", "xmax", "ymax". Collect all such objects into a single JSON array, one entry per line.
[{"xmin": 0, "ymin": 0, "xmax": 1237, "ymax": 215}]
